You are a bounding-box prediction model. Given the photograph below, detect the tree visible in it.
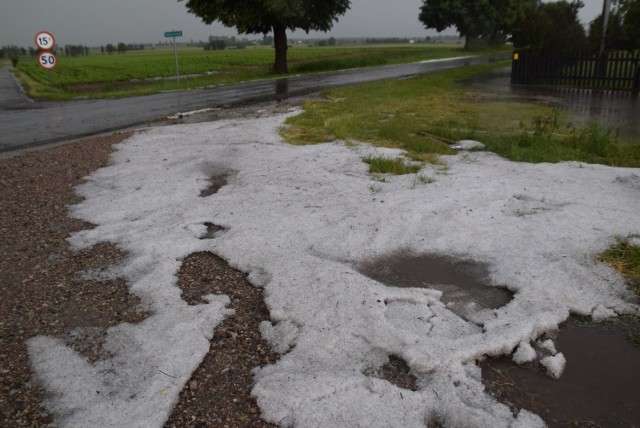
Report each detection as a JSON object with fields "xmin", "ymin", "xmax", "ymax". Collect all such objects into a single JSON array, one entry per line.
[
  {"xmin": 106, "ymin": 43, "xmax": 115, "ymax": 55},
  {"xmin": 419, "ymin": 0, "xmax": 519, "ymax": 49},
  {"xmin": 619, "ymin": 0, "xmax": 640, "ymax": 49},
  {"xmin": 588, "ymin": 9, "xmax": 625, "ymax": 52},
  {"xmin": 117, "ymin": 42, "xmax": 127, "ymax": 54},
  {"xmin": 592, "ymin": 0, "xmax": 640, "ymax": 51},
  {"xmin": 510, "ymin": 1, "xmax": 587, "ymax": 52},
  {"xmin": 180, "ymin": 0, "xmax": 351, "ymax": 74}
]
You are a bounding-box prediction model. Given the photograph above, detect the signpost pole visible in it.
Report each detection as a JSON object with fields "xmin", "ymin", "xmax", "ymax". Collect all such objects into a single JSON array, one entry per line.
[
  {"xmin": 35, "ymin": 31, "xmax": 57, "ymax": 93},
  {"xmin": 164, "ymin": 30, "xmax": 182, "ymax": 87},
  {"xmin": 173, "ymin": 36, "xmax": 180, "ymax": 86}
]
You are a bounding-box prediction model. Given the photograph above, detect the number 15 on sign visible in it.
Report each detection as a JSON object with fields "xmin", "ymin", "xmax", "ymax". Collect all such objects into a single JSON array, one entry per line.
[{"xmin": 35, "ymin": 31, "xmax": 56, "ymax": 50}]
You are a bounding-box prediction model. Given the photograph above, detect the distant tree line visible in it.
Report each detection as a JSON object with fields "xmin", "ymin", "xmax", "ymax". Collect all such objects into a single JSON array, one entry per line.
[
  {"xmin": 1, "ymin": 46, "xmax": 28, "ymax": 60},
  {"xmin": 64, "ymin": 45, "xmax": 90, "ymax": 57},
  {"xmin": 199, "ymin": 36, "xmax": 258, "ymax": 51},
  {"xmin": 362, "ymin": 37, "xmax": 450, "ymax": 44},
  {"xmin": 101, "ymin": 43, "xmax": 145, "ymax": 54},
  {"xmin": 0, "ymin": 46, "xmax": 39, "ymax": 67}
]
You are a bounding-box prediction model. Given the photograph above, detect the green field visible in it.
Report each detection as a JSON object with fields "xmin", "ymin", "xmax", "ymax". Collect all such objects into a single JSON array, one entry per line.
[{"xmin": 14, "ymin": 44, "xmax": 479, "ymax": 100}]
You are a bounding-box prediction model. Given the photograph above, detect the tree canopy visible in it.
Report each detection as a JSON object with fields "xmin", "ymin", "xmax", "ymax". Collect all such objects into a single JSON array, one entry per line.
[
  {"xmin": 419, "ymin": 0, "xmax": 520, "ymax": 49},
  {"xmin": 510, "ymin": 1, "xmax": 586, "ymax": 52},
  {"xmin": 181, "ymin": 0, "xmax": 351, "ymax": 73},
  {"xmin": 419, "ymin": 0, "xmax": 590, "ymax": 53},
  {"xmin": 589, "ymin": 0, "xmax": 640, "ymax": 51}
]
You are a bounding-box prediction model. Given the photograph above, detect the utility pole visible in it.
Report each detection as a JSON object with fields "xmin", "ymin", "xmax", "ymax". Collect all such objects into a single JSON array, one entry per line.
[{"xmin": 599, "ymin": 0, "xmax": 612, "ymax": 55}]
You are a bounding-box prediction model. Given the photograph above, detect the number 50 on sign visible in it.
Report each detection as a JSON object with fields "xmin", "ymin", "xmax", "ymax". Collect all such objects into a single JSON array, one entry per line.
[{"xmin": 38, "ymin": 51, "xmax": 57, "ymax": 70}]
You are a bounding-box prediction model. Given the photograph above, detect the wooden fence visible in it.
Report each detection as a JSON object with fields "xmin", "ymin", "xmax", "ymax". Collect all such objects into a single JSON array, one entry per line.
[{"xmin": 511, "ymin": 50, "xmax": 640, "ymax": 94}]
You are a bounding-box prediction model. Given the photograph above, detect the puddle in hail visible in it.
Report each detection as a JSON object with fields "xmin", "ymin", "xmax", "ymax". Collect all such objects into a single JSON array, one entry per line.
[
  {"xmin": 481, "ymin": 316, "xmax": 640, "ymax": 427},
  {"xmin": 358, "ymin": 252, "xmax": 513, "ymax": 322}
]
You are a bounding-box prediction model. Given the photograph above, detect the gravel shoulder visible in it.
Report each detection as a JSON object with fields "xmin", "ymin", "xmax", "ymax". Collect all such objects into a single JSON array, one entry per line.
[
  {"xmin": 0, "ymin": 101, "xmax": 298, "ymax": 426},
  {"xmin": 0, "ymin": 133, "xmax": 146, "ymax": 425}
]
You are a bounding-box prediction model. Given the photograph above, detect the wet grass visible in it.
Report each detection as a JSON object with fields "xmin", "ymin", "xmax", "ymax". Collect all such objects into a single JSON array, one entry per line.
[
  {"xmin": 281, "ymin": 62, "xmax": 640, "ymax": 168},
  {"xmin": 598, "ymin": 235, "xmax": 640, "ymax": 346},
  {"xmin": 485, "ymin": 111, "xmax": 639, "ymax": 167},
  {"xmin": 362, "ymin": 156, "xmax": 422, "ymax": 175},
  {"xmin": 599, "ymin": 235, "xmax": 640, "ymax": 299}
]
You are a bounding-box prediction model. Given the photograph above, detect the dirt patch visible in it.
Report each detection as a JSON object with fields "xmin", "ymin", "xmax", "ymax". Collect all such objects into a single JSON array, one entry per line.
[
  {"xmin": 358, "ymin": 252, "xmax": 513, "ymax": 321},
  {"xmin": 0, "ymin": 133, "xmax": 149, "ymax": 425},
  {"xmin": 481, "ymin": 317, "xmax": 640, "ymax": 427},
  {"xmin": 167, "ymin": 252, "xmax": 279, "ymax": 427},
  {"xmin": 377, "ymin": 355, "xmax": 419, "ymax": 391}
]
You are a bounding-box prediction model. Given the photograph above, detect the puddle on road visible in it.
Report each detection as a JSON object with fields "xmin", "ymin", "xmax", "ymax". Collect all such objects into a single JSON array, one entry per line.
[
  {"xmin": 358, "ymin": 253, "xmax": 513, "ymax": 321},
  {"xmin": 482, "ymin": 317, "xmax": 640, "ymax": 427}
]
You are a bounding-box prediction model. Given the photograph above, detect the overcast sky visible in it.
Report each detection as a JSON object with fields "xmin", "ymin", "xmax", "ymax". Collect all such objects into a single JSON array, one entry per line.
[{"xmin": 1, "ymin": 0, "xmax": 604, "ymax": 47}]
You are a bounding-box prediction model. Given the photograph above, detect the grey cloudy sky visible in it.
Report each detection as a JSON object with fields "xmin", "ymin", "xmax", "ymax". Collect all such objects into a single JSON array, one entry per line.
[{"xmin": 1, "ymin": 0, "xmax": 603, "ymax": 47}]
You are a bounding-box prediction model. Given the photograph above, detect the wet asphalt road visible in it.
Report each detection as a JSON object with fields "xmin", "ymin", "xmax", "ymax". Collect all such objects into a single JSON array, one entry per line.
[{"xmin": 0, "ymin": 54, "xmax": 508, "ymax": 152}]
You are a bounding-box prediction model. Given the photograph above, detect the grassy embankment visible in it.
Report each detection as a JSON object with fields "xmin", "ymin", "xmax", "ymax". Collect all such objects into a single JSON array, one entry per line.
[
  {"xmin": 282, "ymin": 61, "xmax": 640, "ymax": 167},
  {"xmin": 13, "ymin": 44, "xmax": 483, "ymax": 100}
]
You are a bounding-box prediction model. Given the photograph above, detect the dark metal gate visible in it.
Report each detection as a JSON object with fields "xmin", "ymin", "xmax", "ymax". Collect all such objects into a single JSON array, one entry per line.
[{"xmin": 511, "ymin": 50, "xmax": 640, "ymax": 94}]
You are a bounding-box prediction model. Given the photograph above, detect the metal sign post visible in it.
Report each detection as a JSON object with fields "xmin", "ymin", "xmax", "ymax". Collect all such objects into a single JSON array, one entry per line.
[
  {"xmin": 164, "ymin": 30, "xmax": 183, "ymax": 86},
  {"xmin": 35, "ymin": 31, "xmax": 57, "ymax": 90}
]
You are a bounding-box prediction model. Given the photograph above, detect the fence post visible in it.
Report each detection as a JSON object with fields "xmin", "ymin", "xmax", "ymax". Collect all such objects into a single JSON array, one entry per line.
[
  {"xmin": 633, "ymin": 65, "xmax": 639, "ymax": 96},
  {"xmin": 511, "ymin": 51, "xmax": 521, "ymax": 84}
]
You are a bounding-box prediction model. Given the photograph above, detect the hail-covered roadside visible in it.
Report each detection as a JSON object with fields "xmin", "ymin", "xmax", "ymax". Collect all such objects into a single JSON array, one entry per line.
[{"xmin": 27, "ymin": 110, "xmax": 640, "ymax": 427}]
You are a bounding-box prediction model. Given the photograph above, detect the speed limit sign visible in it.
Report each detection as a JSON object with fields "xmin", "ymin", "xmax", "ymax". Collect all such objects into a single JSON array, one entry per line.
[
  {"xmin": 38, "ymin": 51, "xmax": 58, "ymax": 70},
  {"xmin": 35, "ymin": 31, "xmax": 56, "ymax": 50}
]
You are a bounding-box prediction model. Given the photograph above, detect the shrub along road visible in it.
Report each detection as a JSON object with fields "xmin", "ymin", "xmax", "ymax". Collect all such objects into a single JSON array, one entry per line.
[{"xmin": 0, "ymin": 53, "xmax": 508, "ymax": 153}]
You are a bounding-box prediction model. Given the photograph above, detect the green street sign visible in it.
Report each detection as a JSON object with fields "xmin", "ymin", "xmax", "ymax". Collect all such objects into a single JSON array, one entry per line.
[{"xmin": 164, "ymin": 30, "xmax": 182, "ymax": 38}]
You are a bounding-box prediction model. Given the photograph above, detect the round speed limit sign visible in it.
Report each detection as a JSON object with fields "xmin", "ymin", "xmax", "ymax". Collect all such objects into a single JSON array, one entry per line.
[
  {"xmin": 35, "ymin": 31, "xmax": 56, "ymax": 50},
  {"xmin": 38, "ymin": 51, "xmax": 58, "ymax": 70}
]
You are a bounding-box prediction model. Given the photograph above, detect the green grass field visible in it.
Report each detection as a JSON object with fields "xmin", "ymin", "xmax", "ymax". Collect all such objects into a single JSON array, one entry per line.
[
  {"xmin": 14, "ymin": 44, "xmax": 477, "ymax": 100},
  {"xmin": 282, "ymin": 62, "xmax": 640, "ymax": 168}
]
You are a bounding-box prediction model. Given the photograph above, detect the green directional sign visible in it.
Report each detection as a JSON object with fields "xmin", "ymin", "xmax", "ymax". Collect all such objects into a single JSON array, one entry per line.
[{"xmin": 164, "ymin": 30, "xmax": 183, "ymax": 86}]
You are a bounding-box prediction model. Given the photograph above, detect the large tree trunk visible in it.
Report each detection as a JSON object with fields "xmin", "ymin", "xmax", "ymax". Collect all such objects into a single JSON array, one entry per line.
[
  {"xmin": 273, "ymin": 24, "xmax": 288, "ymax": 74},
  {"xmin": 464, "ymin": 34, "xmax": 473, "ymax": 50}
]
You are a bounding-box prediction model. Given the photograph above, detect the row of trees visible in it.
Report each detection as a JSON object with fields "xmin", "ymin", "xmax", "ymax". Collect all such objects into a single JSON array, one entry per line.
[
  {"xmin": 64, "ymin": 45, "xmax": 90, "ymax": 57},
  {"xmin": 419, "ymin": 0, "xmax": 639, "ymax": 53},
  {"xmin": 180, "ymin": 0, "xmax": 639, "ymax": 74},
  {"xmin": 588, "ymin": 0, "xmax": 640, "ymax": 52},
  {"xmin": 1, "ymin": 45, "xmax": 90, "ymax": 67},
  {"xmin": 101, "ymin": 43, "xmax": 146, "ymax": 54},
  {"xmin": 201, "ymin": 36, "xmax": 255, "ymax": 50}
]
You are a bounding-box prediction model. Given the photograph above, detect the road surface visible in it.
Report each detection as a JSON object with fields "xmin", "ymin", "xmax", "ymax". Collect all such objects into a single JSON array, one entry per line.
[{"xmin": 0, "ymin": 54, "xmax": 508, "ymax": 152}]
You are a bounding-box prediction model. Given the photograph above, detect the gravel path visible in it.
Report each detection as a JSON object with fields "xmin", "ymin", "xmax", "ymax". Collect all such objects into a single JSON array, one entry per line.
[{"xmin": 0, "ymin": 124, "xmax": 281, "ymax": 426}]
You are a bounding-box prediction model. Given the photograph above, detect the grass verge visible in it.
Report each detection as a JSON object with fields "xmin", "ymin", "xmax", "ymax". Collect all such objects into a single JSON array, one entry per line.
[
  {"xmin": 600, "ymin": 235, "xmax": 640, "ymax": 299},
  {"xmin": 281, "ymin": 61, "xmax": 640, "ymax": 168},
  {"xmin": 362, "ymin": 156, "xmax": 422, "ymax": 175},
  {"xmin": 598, "ymin": 235, "xmax": 640, "ymax": 345}
]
